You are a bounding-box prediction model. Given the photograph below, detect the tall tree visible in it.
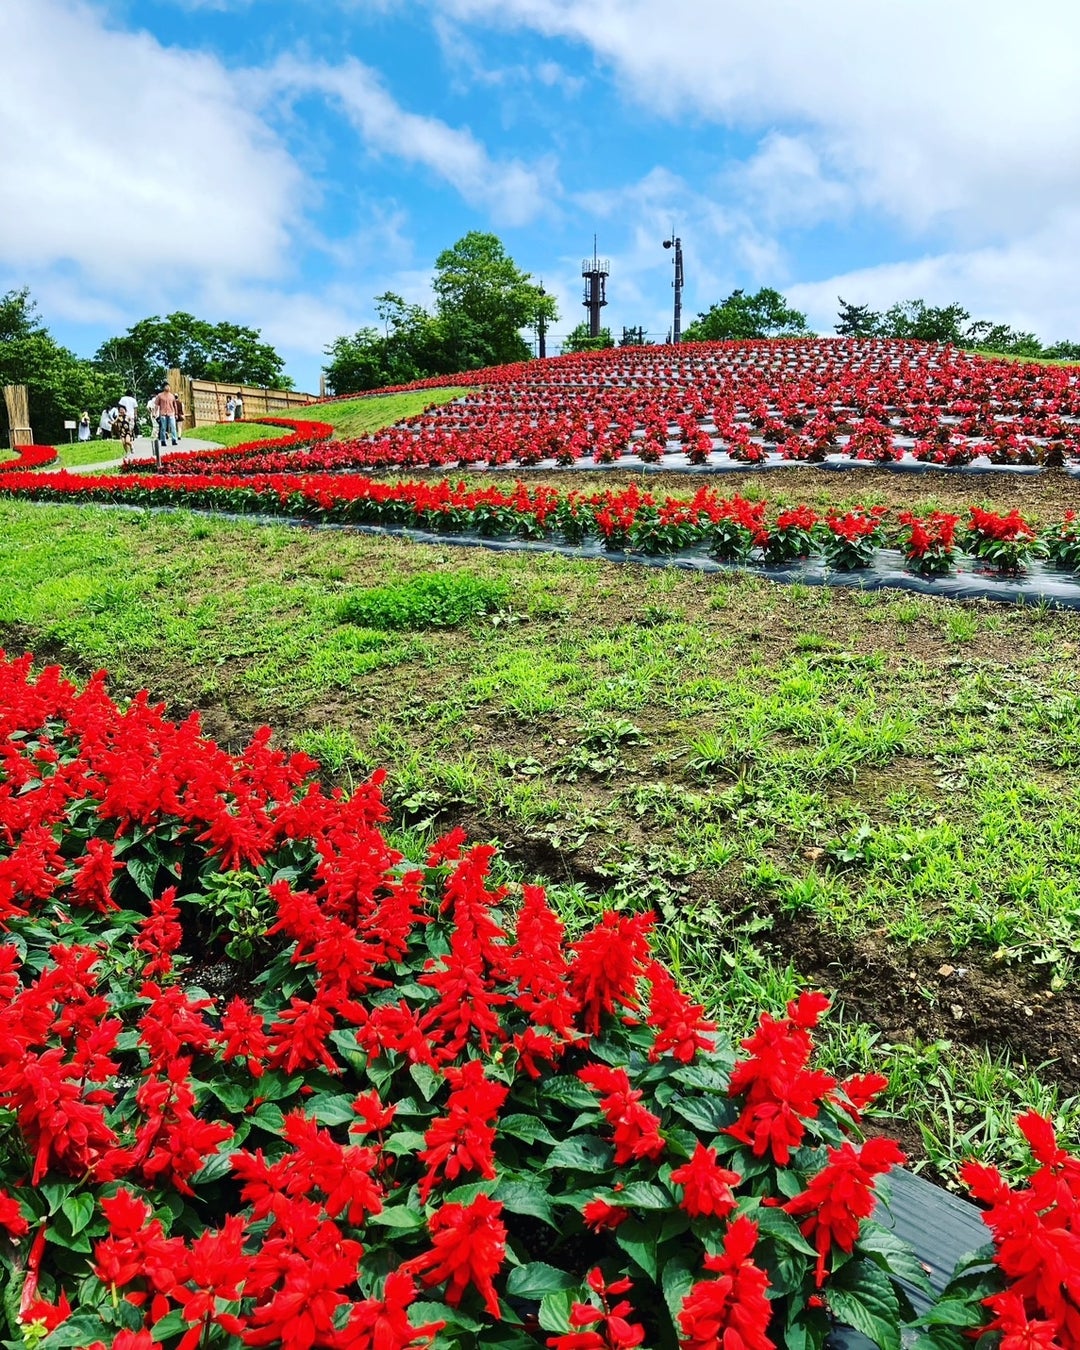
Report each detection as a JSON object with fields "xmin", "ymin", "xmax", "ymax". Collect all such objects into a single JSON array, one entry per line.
[
  {"xmin": 432, "ymin": 232, "xmax": 557, "ymax": 369},
  {"xmin": 835, "ymin": 297, "xmax": 881, "ymax": 338},
  {"xmin": 563, "ymin": 323, "xmax": 614, "ymax": 353},
  {"xmin": 0, "ymin": 289, "xmax": 119, "ymax": 444},
  {"xmin": 683, "ymin": 288, "xmax": 811, "ymax": 342},
  {"xmin": 875, "ymin": 299, "xmax": 970, "ymax": 344},
  {"xmin": 95, "ymin": 313, "xmax": 292, "ymax": 401}
]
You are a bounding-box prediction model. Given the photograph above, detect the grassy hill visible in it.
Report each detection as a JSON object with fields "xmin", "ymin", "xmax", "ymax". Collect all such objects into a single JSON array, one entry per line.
[{"xmin": 196, "ymin": 387, "xmax": 471, "ymax": 446}]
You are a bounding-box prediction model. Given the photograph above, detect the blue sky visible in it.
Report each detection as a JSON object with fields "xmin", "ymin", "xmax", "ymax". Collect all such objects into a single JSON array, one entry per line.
[{"xmin": 3, "ymin": 0, "xmax": 1080, "ymax": 392}]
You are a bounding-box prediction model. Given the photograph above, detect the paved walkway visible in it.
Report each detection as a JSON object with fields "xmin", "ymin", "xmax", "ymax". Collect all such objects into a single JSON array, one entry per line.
[{"xmin": 46, "ymin": 435, "xmax": 224, "ymax": 474}]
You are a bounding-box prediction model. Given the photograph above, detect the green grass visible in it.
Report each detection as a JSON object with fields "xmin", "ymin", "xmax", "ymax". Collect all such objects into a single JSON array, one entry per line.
[
  {"xmin": 194, "ymin": 388, "xmax": 471, "ymax": 446},
  {"xmin": 189, "ymin": 421, "xmax": 295, "ymax": 448},
  {"xmin": 312, "ymin": 388, "xmax": 472, "ymax": 439},
  {"xmin": 2, "ymin": 496, "xmax": 1080, "ymax": 1173}
]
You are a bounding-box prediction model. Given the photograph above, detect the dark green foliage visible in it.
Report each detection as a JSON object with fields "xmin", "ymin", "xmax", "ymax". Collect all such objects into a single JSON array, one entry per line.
[
  {"xmin": 683, "ymin": 288, "xmax": 812, "ymax": 342},
  {"xmin": 835, "ymin": 297, "xmax": 881, "ymax": 338},
  {"xmin": 323, "ymin": 234, "xmax": 558, "ymax": 394},
  {"xmin": 0, "ymin": 289, "xmax": 121, "ymax": 443},
  {"xmin": 335, "ymin": 571, "xmax": 510, "ymax": 630},
  {"xmin": 95, "ymin": 312, "xmax": 292, "ymax": 400},
  {"xmin": 563, "ymin": 323, "xmax": 615, "ymax": 353}
]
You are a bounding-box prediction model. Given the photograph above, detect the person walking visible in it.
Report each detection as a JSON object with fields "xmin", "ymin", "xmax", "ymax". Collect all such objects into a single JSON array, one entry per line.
[
  {"xmin": 119, "ymin": 389, "xmax": 138, "ymax": 434},
  {"xmin": 154, "ymin": 383, "xmax": 179, "ymax": 466},
  {"xmin": 112, "ymin": 407, "xmax": 135, "ymax": 466},
  {"xmin": 78, "ymin": 411, "xmax": 91, "ymax": 442},
  {"xmin": 98, "ymin": 406, "xmax": 117, "ymax": 438},
  {"xmin": 233, "ymin": 391, "xmax": 245, "ymax": 422},
  {"xmin": 225, "ymin": 395, "xmax": 236, "ymax": 422},
  {"xmin": 174, "ymin": 394, "xmax": 185, "ymax": 441}
]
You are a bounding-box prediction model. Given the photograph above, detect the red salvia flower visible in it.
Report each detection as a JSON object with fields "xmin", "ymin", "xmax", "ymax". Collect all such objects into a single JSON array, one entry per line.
[
  {"xmin": 403, "ymin": 1194, "xmax": 507, "ymax": 1318},
  {"xmin": 568, "ymin": 911, "xmax": 654, "ymax": 1035},
  {"xmin": 783, "ymin": 1136, "xmax": 906, "ymax": 1286},
  {"xmin": 678, "ymin": 1216, "xmax": 775, "ymax": 1350},
  {"xmin": 578, "ymin": 1063, "xmax": 665, "ymax": 1164},
  {"xmin": 670, "ymin": 1143, "xmax": 741, "ymax": 1220}
]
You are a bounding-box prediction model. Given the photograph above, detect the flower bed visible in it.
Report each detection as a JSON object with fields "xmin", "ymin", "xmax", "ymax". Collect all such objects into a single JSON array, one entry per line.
[
  {"xmin": 0, "ymin": 651, "xmax": 1075, "ymax": 1349},
  {"xmin": 1, "ymin": 468, "xmax": 1076, "ymax": 586},
  {"xmin": 0, "ymin": 443, "xmax": 58, "ymax": 473},
  {"xmin": 150, "ymin": 340, "xmax": 1080, "ymax": 477}
]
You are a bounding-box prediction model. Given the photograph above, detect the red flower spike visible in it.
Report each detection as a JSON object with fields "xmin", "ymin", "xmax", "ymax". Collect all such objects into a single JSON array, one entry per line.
[
  {"xmin": 403, "ymin": 1194, "xmax": 507, "ymax": 1319},
  {"xmin": 783, "ymin": 1137, "xmax": 906, "ymax": 1286}
]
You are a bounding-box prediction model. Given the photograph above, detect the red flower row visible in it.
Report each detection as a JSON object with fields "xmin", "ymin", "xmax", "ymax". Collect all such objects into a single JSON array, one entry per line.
[{"xmin": 1, "ymin": 650, "xmax": 1057, "ymax": 1350}]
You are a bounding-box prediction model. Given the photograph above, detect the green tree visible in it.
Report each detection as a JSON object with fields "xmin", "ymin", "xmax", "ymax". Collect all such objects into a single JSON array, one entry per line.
[
  {"xmin": 875, "ymin": 299, "xmax": 970, "ymax": 344},
  {"xmin": 432, "ymin": 232, "xmax": 556, "ymax": 369},
  {"xmin": 95, "ymin": 313, "xmax": 293, "ymax": 401},
  {"xmin": 563, "ymin": 323, "xmax": 615, "ymax": 353},
  {"xmin": 323, "ymin": 293, "xmax": 449, "ymax": 394},
  {"xmin": 835, "ymin": 297, "xmax": 881, "ymax": 338},
  {"xmin": 683, "ymin": 288, "xmax": 811, "ymax": 342},
  {"xmin": 0, "ymin": 288, "xmax": 120, "ymax": 444}
]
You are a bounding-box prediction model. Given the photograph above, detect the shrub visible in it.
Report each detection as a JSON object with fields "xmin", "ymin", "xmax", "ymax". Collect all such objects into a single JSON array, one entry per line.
[{"xmin": 336, "ymin": 571, "xmax": 510, "ymax": 629}]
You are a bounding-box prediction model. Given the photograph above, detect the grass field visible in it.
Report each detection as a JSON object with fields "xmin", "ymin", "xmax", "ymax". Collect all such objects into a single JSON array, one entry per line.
[{"xmin": 2, "ymin": 491, "xmax": 1078, "ymax": 1177}]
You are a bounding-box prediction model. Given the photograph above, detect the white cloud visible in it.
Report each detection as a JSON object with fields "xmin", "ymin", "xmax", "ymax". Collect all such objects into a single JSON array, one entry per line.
[
  {"xmin": 435, "ymin": 0, "xmax": 1080, "ymax": 241},
  {"xmin": 0, "ymin": 0, "xmax": 303, "ymax": 295},
  {"xmin": 786, "ymin": 211, "xmax": 1080, "ymax": 342},
  {"xmin": 731, "ymin": 134, "xmax": 853, "ymax": 229},
  {"xmin": 262, "ymin": 55, "xmax": 559, "ymax": 226}
]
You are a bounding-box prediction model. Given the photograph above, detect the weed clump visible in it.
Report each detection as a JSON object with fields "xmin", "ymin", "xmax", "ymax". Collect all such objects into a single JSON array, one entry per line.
[{"xmin": 336, "ymin": 570, "xmax": 509, "ymax": 630}]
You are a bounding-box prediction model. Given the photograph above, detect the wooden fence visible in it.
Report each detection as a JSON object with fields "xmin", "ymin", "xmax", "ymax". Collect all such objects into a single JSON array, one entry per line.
[{"xmin": 181, "ymin": 376, "xmax": 319, "ymax": 430}]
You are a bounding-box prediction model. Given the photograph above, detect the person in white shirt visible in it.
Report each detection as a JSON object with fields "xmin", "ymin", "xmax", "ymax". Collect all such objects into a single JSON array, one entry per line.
[
  {"xmin": 233, "ymin": 391, "xmax": 245, "ymax": 421},
  {"xmin": 98, "ymin": 407, "xmax": 116, "ymax": 438},
  {"xmin": 225, "ymin": 396, "xmax": 236, "ymax": 422},
  {"xmin": 119, "ymin": 391, "xmax": 139, "ymax": 437}
]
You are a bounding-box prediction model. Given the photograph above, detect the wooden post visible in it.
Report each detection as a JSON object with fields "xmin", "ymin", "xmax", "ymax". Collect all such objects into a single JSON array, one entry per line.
[{"xmin": 2, "ymin": 384, "xmax": 32, "ymax": 447}]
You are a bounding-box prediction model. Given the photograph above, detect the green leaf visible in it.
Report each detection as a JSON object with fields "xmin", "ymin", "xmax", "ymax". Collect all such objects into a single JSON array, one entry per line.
[
  {"xmin": 858, "ymin": 1221, "xmax": 934, "ymax": 1297},
  {"xmin": 614, "ymin": 1180, "xmax": 672, "ymax": 1210},
  {"xmin": 370, "ymin": 1205, "xmax": 426, "ymax": 1231},
  {"xmin": 538, "ymin": 1288, "xmax": 578, "ymax": 1334},
  {"xmin": 506, "ymin": 1262, "xmax": 578, "ymax": 1299},
  {"xmin": 125, "ymin": 853, "xmax": 159, "ymax": 898},
  {"xmin": 827, "ymin": 1257, "xmax": 902, "ymax": 1350},
  {"xmin": 39, "ymin": 1182, "xmax": 74, "ymax": 1216},
  {"xmin": 616, "ymin": 1217, "xmax": 660, "ymax": 1280},
  {"xmin": 207, "ymin": 1078, "xmax": 255, "ymax": 1113},
  {"xmin": 384, "ymin": 1129, "xmax": 429, "ymax": 1156},
  {"xmin": 41, "ymin": 1314, "xmax": 112, "ymax": 1349},
  {"xmin": 672, "ymin": 1059, "xmax": 732, "ymax": 1091},
  {"xmin": 744, "ymin": 1201, "xmax": 817, "ymax": 1256},
  {"xmin": 493, "ymin": 1176, "xmax": 557, "ymax": 1228},
  {"xmin": 411, "ymin": 1299, "xmax": 482, "ymax": 1333},
  {"xmin": 544, "ymin": 1134, "xmax": 613, "ymax": 1172},
  {"xmin": 310, "ymin": 1093, "xmax": 358, "ymax": 1126},
  {"xmin": 150, "ymin": 1309, "xmax": 189, "ymax": 1342},
  {"xmin": 922, "ymin": 1296, "xmax": 987, "ymax": 1328},
  {"xmin": 249, "ymin": 1103, "xmax": 285, "ymax": 1134},
  {"xmin": 498, "ymin": 1114, "xmax": 557, "ymax": 1145},
  {"xmin": 410, "ymin": 1062, "xmax": 445, "ymax": 1101},
  {"xmin": 660, "ymin": 1252, "xmax": 696, "ymax": 1324},
  {"xmin": 193, "ymin": 1148, "xmax": 237, "ymax": 1184},
  {"xmin": 541, "ymin": 1076, "xmax": 601, "ymax": 1110},
  {"xmin": 59, "ymin": 1191, "xmax": 95, "ymax": 1237},
  {"xmin": 671, "ymin": 1094, "xmax": 731, "ymax": 1133}
]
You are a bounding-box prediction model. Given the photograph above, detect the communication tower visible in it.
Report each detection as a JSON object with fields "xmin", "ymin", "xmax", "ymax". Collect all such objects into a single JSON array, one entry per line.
[{"xmin": 582, "ymin": 238, "xmax": 610, "ymax": 339}]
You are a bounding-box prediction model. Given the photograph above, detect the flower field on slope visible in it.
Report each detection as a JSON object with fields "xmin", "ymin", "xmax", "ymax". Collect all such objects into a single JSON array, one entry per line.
[
  {"xmin": 159, "ymin": 340, "xmax": 1080, "ymax": 475},
  {"xmin": 1, "ymin": 650, "xmax": 1078, "ymax": 1350}
]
